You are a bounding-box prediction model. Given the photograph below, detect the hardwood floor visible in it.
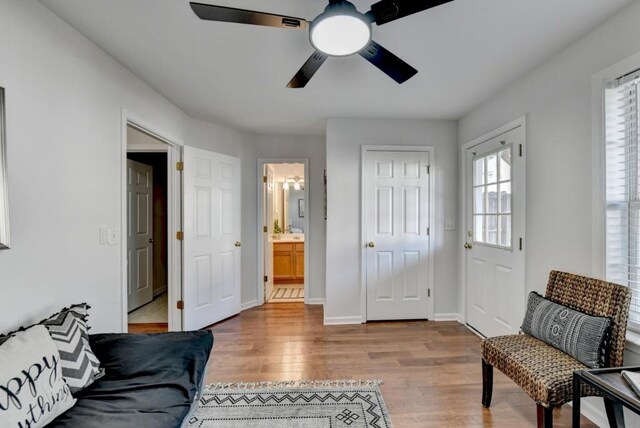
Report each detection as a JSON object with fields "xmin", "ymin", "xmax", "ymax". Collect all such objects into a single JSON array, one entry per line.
[
  {"xmin": 127, "ymin": 322, "xmax": 168, "ymax": 333},
  {"xmin": 205, "ymin": 303, "xmax": 596, "ymax": 428}
]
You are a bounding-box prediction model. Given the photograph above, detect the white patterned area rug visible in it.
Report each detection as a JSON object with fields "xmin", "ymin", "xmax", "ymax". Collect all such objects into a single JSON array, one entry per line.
[{"xmin": 188, "ymin": 380, "xmax": 393, "ymax": 428}]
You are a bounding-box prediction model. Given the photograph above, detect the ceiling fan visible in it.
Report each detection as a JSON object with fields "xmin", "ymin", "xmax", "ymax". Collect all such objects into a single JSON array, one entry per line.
[{"xmin": 190, "ymin": 0, "xmax": 454, "ymax": 88}]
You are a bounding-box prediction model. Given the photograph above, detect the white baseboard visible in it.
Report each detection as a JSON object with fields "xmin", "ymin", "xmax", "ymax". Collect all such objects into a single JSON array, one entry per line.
[
  {"xmin": 153, "ymin": 285, "xmax": 167, "ymax": 298},
  {"xmin": 573, "ymin": 398, "xmax": 607, "ymax": 428},
  {"xmin": 324, "ymin": 315, "xmax": 363, "ymax": 325},
  {"xmin": 241, "ymin": 300, "xmax": 259, "ymax": 311},
  {"xmin": 307, "ymin": 298, "xmax": 325, "ymax": 305},
  {"xmin": 432, "ymin": 313, "xmax": 463, "ymax": 322}
]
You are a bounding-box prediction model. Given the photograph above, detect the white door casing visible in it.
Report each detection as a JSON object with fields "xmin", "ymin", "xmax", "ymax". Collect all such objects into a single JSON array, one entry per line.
[
  {"xmin": 183, "ymin": 146, "xmax": 241, "ymax": 331},
  {"xmin": 127, "ymin": 159, "xmax": 154, "ymax": 312},
  {"xmin": 264, "ymin": 165, "xmax": 275, "ymax": 301},
  {"xmin": 464, "ymin": 124, "xmax": 526, "ymax": 338},
  {"xmin": 364, "ymin": 150, "xmax": 431, "ymax": 321}
]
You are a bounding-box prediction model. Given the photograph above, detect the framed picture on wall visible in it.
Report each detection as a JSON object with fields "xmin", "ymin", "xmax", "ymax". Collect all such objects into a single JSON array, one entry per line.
[{"xmin": 298, "ymin": 199, "xmax": 305, "ymax": 218}]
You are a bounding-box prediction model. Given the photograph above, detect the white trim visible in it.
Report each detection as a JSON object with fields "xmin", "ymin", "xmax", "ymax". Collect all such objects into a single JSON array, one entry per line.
[
  {"xmin": 307, "ymin": 298, "xmax": 325, "ymax": 305},
  {"xmin": 121, "ymin": 109, "xmax": 183, "ymax": 333},
  {"xmin": 153, "ymin": 285, "xmax": 168, "ymax": 298},
  {"xmin": 323, "ymin": 315, "xmax": 363, "ymax": 325},
  {"xmin": 241, "ymin": 300, "xmax": 259, "ymax": 311},
  {"xmin": 256, "ymin": 159, "xmax": 311, "ymax": 306},
  {"xmin": 360, "ymin": 145, "xmax": 436, "ymax": 324},
  {"xmin": 576, "ymin": 400, "xmax": 608, "ymax": 428},
  {"xmin": 460, "ymin": 116, "xmax": 527, "ymax": 331},
  {"xmin": 432, "ymin": 313, "xmax": 463, "ymax": 322},
  {"xmin": 626, "ymin": 330, "xmax": 640, "ymax": 355},
  {"xmin": 127, "ymin": 143, "xmax": 169, "ymax": 153},
  {"xmin": 591, "ymin": 51, "xmax": 640, "ymax": 280}
]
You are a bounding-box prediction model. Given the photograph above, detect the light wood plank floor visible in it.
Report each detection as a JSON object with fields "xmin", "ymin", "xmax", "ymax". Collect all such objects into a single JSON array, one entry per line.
[{"xmin": 205, "ymin": 303, "xmax": 597, "ymax": 428}]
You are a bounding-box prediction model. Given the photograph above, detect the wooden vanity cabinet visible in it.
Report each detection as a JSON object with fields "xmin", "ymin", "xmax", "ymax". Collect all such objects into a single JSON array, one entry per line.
[{"xmin": 274, "ymin": 242, "xmax": 304, "ymax": 284}]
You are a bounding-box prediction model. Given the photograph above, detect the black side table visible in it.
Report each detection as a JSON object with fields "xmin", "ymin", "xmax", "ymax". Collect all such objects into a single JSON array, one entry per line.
[{"xmin": 573, "ymin": 366, "xmax": 640, "ymax": 428}]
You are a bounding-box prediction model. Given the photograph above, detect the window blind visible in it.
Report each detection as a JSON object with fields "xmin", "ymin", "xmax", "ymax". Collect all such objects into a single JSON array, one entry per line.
[{"xmin": 606, "ymin": 68, "xmax": 640, "ymax": 331}]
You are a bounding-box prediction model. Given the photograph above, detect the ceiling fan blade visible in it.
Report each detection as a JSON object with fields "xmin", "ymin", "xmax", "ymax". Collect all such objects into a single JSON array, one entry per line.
[
  {"xmin": 359, "ymin": 40, "xmax": 417, "ymax": 84},
  {"xmin": 367, "ymin": 0, "xmax": 454, "ymax": 26},
  {"xmin": 190, "ymin": 2, "xmax": 308, "ymax": 30},
  {"xmin": 287, "ymin": 52, "xmax": 329, "ymax": 88}
]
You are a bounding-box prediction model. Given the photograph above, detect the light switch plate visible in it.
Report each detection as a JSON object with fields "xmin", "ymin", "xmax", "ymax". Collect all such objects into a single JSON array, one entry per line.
[
  {"xmin": 106, "ymin": 228, "xmax": 119, "ymax": 246},
  {"xmin": 445, "ymin": 219, "xmax": 456, "ymax": 231},
  {"xmin": 99, "ymin": 227, "xmax": 108, "ymax": 245}
]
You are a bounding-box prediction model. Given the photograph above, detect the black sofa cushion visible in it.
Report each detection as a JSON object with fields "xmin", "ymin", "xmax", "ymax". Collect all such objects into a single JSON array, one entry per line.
[{"xmin": 49, "ymin": 330, "xmax": 213, "ymax": 428}]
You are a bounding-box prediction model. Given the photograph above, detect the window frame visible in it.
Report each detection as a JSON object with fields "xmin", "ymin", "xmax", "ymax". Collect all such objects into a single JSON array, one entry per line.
[
  {"xmin": 594, "ymin": 53, "xmax": 640, "ymax": 335},
  {"xmin": 471, "ymin": 145, "xmax": 513, "ymax": 250}
]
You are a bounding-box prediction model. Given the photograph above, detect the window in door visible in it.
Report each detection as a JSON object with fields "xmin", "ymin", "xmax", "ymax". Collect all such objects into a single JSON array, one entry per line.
[{"xmin": 472, "ymin": 147, "xmax": 512, "ymax": 248}]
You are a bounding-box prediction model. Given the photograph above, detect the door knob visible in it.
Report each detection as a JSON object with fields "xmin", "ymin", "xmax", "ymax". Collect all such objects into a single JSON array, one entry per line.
[
  {"xmin": 148, "ymin": 238, "xmax": 155, "ymax": 244},
  {"xmin": 235, "ymin": 241, "xmax": 242, "ymax": 247},
  {"xmin": 368, "ymin": 242, "xmax": 376, "ymax": 248},
  {"xmin": 464, "ymin": 242, "xmax": 472, "ymax": 250}
]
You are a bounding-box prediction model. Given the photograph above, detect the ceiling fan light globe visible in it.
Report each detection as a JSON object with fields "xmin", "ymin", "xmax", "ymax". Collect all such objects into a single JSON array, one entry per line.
[{"xmin": 310, "ymin": 15, "xmax": 371, "ymax": 57}]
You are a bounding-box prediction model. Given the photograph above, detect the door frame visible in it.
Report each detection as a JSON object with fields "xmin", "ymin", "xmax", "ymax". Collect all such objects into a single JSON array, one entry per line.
[
  {"xmin": 121, "ymin": 109, "xmax": 183, "ymax": 333},
  {"xmin": 256, "ymin": 159, "xmax": 310, "ymax": 305},
  {"xmin": 360, "ymin": 145, "xmax": 435, "ymax": 323},
  {"xmin": 460, "ymin": 116, "xmax": 527, "ymax": 326}
]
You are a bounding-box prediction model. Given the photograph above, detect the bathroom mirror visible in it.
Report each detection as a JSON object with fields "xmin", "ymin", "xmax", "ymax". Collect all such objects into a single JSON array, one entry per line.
[
  {"xmin": 286, "ymin": 187, "xmax": 305, "ymax": 232},
  {"xmin": 0, "ymin": 87, "xmax": 9, "ymax": 249},
  {"xmin": 272, "ymin": 182, "xmax": 305, "ymax": 234}
]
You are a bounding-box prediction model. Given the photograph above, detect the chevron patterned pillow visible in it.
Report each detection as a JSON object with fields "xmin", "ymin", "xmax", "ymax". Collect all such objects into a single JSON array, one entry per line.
[{"xmin": 41, "ymin": 303, "xmax": 105, "ymax": 393}]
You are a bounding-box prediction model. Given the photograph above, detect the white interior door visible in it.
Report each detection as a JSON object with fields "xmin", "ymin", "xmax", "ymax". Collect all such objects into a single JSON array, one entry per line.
[
  {"xmin": 264, "ymin": 165, "xmax": 275, "ymax": 301},
  {"xmin": 127, "ymin": 159, "xmax": 153, "ymax": 312},
  {"xmin": 364, "ymin": 150, "xmax": 431, "ymax": 321},
  {"xmin": 465, "ymin": 126, "xmax": 526, "ymax": 338},
  {"xmin": 183, "ymin": 146, "xmax": 241, "ymax": 331}
]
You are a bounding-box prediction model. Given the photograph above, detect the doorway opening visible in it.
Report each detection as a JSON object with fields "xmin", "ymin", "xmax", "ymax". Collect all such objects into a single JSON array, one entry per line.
[
  {"xmin": 261, "ymin": 162, "xmax": 308, "ymax": 304},
  {"xmin": 125, "ymin": 125, "xmax": 173, "ymax": 333}
]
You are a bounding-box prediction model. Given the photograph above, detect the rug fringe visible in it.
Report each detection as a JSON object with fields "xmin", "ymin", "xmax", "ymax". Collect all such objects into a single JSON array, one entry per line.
[{"xmin": 204, "ymin": 379, "xmax": 384, "ymax": 390}]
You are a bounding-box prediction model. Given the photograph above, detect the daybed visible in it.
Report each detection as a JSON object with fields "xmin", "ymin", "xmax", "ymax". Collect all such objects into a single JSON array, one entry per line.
[
  {"xmin": 0, "ymin": 310, "xmax": 213, "ymax": 428},
  {"xmin": 50, "ymin": 330, "xmax": 214, "ymax": 428}
]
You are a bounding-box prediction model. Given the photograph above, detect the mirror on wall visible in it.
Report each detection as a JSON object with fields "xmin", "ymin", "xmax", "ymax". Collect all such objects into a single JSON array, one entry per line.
[
  {"xmin": 0, "ymin": 87, "xmax": 9, "ymax": 249},
  {"xmin": 284, "ymin": 187, "xmax": 305, "ymax": 233},
  {"xmin": 269, "ymin": 163, "xmax": 304, "ymax": 235},
  {"xmin": 272, "ymin": 182, "xmax": 305, "ymax": 234}
]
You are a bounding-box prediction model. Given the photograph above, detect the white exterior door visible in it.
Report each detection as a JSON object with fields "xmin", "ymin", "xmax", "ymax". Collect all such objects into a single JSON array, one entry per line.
[
  {"xmin": 364, "ymin": 150, "xmax": 431, "ymax": 321},
  {"xmin": 127, "ymin": 159, "xmax": 153, "ymax": 312},
  {"xmin": 183, "ymin": 146, "xmax": 241, "ymax": 331},
  {"xmin": 465, "ymin": 125, "xmax": 525, "ymax": 338}
]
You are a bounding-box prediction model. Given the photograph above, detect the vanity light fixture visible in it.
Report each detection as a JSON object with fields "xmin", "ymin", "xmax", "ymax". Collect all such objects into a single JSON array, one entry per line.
[
  {"xmin": 283, "ymin": 179, "xmax": 290, "ymax": 190},
  {"xmin": 293, "ymin": 176, "xmax": 302, "ymax": 191}
]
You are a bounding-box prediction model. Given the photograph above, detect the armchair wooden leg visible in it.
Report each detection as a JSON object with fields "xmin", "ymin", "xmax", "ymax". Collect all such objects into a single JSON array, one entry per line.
[
  {"xmin": 603, "ymin": 397, "xmax": 625, "ymax": 428},
  {"xmin": 536, "ymin": 404, "xmax": 553, "ymax": 428},
  {"xmin": 482, "ymin": 358, "xmax": 493, "ymax": 408}
]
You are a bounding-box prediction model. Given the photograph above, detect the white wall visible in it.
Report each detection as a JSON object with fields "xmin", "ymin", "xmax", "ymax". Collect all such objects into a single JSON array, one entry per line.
[
  {"xmin": 0, "ymin": 0, "xmax": 321, "ymax": 334},
  {"xmin": 458, "ymin": 1, "xmax": 640, "ymax": 425},
  {"xmin": 0, "ymin": 0, "xmax": 186, "ymax": 333},
  {"xmin": 325, "ymin": 118, "xmax": 459, "ymax": 323},
  {"xmin": 244, "ymin": 134, "xmax": 327, "ymax": 304},
  {"xmin": 459, "ymin": 0, "xmax": 640, "ymax": 293}
]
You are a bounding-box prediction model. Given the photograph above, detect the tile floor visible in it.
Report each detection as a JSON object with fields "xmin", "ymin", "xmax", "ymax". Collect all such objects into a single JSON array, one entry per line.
[{"xmin": 128, "ymin": 292, "xmax": 168, "ymax": 324}]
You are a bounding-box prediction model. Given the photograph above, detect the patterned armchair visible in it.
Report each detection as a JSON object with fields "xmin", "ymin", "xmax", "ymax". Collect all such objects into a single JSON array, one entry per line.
[{"xmin": 481, "ymin": 271, "xmax": 631, "ymax": 428}]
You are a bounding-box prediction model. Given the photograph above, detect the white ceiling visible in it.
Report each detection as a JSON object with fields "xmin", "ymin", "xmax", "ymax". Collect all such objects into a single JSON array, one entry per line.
[{"xmin": 41, "ymin": 0, "xmax": 634, "ymax": 135}]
